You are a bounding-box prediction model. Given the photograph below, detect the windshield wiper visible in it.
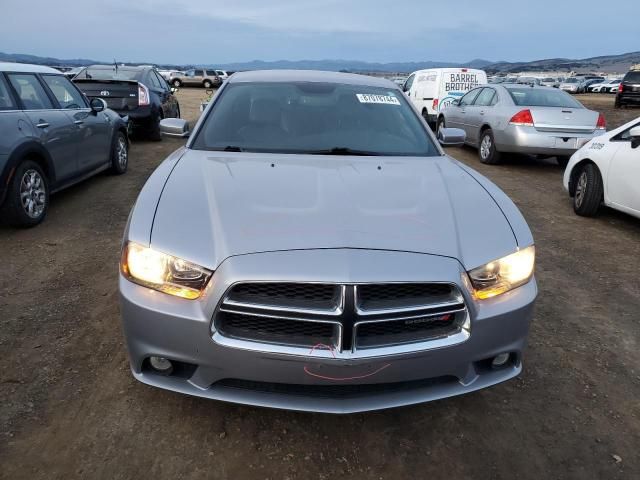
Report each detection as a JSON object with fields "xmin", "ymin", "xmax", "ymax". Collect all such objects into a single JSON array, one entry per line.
[
  {"xmin": 220, "ymin": 145, "xmax": 244, "ymax": 152},
  {"xmin": 307, "ymin": 147, "xmax": 380, "ymax": 156}
]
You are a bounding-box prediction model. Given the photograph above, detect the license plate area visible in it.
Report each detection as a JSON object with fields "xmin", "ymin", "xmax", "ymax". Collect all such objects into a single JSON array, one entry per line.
[{"xmin": 554, "ymin": 137, "xmax": 578, "ymax": 148}]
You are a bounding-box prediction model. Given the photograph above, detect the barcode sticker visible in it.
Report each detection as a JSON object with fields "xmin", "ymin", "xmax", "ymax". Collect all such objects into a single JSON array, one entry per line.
[{"xmin": 356, "ymin": 94, "xmax": 401, "ymax": 105}]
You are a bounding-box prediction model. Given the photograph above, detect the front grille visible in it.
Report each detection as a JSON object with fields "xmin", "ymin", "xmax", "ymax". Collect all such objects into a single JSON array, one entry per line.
[
  {"xmin": 226, "ymin": 282, "xmax": 340, "ymax": 311},
  {"xmin": 217, "ymin": 311, "xmax": 336, "ymax": 347},
  {"xmin": 357, "ymin": 283, "xmax": 457, "ymax": 311},
  {"xmin": 214, "ymin": 376, "xmax": 457, "ymax": 399},
  {"xmin": 213, "ymin": 282, "xmax": 467, "ymax": 353},
  {"xmin": 356, "ymin": 313, "xmax": 458, "ymax": 348}
]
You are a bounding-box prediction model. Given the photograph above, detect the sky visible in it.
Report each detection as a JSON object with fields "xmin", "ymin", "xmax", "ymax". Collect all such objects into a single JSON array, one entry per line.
[{"xmin": 1, "ymin": 0, "xmax": 638, "ymax": 65}]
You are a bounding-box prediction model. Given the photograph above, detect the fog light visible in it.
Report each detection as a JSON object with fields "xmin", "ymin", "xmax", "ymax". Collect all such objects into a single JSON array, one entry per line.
[
  {"xmin": 149, "ymin": 356, "xmax": 173, "ymax": 374},
  {"xmin": 491, "ymin": 353, "xmax": 511, "ymax": 368}
]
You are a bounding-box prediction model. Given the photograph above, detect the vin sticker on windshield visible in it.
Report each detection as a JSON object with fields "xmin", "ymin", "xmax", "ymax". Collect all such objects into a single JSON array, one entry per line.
[{"xmin": 356, "ymin": 94, "xmax": 401, "ymax": 105}]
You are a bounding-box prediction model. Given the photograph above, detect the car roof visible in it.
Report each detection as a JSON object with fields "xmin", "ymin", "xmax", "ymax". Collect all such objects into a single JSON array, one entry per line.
[
  {"xmin": 227, "ymin": 70, "xmax": 397, "ymax": 88},
  {"xmin": 0, "ymin": 62, "xmax": 61, "ymax": 74},
  {"xmin": 84, "ymin": 64, "xmax": 147, "ymax": 71}
]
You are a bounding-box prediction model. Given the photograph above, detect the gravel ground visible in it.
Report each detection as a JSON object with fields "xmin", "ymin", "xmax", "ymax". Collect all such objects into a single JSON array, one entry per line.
[{"xmin": 1, "ymin": 90, "xmax": 639, "ymax": 480}]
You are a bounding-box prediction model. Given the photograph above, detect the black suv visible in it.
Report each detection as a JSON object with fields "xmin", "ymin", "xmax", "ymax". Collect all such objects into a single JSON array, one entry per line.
[{"xmin": 616, "ymin": 69, "xmax": 640, "ymax": 108}]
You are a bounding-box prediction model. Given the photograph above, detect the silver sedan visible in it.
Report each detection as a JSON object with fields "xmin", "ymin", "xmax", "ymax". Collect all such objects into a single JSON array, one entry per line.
[
  {"xmin": 437, "ymin": 84, "xmax": 606, "ymax": 167},
  {"xmin": 119, "ymin": 70, "xmax": 537, "ymax": 413}
]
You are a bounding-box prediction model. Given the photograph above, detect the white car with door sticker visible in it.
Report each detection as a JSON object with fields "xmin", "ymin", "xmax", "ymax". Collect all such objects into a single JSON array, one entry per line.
[
  {"xmin": 402, "ymin": 68, "xmax": 487, "ymax": 127},
  {"xmin": 563, "ymin": 116, "xmax": 640, "ymax": 218}
]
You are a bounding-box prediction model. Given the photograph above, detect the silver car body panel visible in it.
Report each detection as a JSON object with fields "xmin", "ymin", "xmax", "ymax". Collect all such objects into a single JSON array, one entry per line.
[
  {"xmin": 150, "ymin": 151, "xmax": 518, "ymax": 272},
  {"xmin": 121, "ymin": 248, "xmax": 536, "ymax": 413}
]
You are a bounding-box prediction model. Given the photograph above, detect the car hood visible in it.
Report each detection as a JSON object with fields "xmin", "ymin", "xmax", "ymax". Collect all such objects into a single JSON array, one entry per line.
[{"xmin": 150, "ymin": 151, "xmax": 518, "ymax": 270}]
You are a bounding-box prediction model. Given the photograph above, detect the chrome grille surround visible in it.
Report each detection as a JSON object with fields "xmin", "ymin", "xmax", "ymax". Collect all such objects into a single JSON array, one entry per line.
[{"xmin": 212, "ymin": 282, "xmax": 470, "ymax": 359}]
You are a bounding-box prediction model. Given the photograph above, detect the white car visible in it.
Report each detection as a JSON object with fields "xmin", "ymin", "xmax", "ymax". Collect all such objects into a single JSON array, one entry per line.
[
  {"xmin": 563, "ymin": 117, "xmax": 640, "ymax": 218},
  {"xmin": 591, "ymin": 79, "xmax": 621, "ymax": 93},
  {"xmin": 402, "ymin": 68, "xmax": 487, "ymax": 126}
]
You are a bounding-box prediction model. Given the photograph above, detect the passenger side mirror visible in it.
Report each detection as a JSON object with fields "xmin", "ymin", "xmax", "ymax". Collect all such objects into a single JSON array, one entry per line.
[
  {"xmin": 629, "ymin": 126, "xmax": 640, "ymax": 149},
  {"xmin": 90, "ymin": 97, "xmax": 106, "ymax": 113},
  {"xmin": 438, "ymin": 127, "xmax": 466, "ymax": 147},
  {"xmin": 451, "ymin": 99, "xmax": 460, "ymax": 106},
  {"xmin": 160, "ymin": 118, "xmax": 190, "ymax": 138}
]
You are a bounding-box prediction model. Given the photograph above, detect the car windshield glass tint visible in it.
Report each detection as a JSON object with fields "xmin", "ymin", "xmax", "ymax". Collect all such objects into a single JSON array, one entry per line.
[
  {"xmin": 506, "ymin": 87, "xmax": 583, "ymax": 108},
  {"xmin": 624, "ymin": 72, "xmax": 640, "ymax": 82},
  {"xmin": 564, "ymin": 78, "xmax": 578, "ymax": 83},
  {"xmin": 77, "ymin": 68, "xmax": 142, "ymax": 81},
  {"xmin": 192, "ymin": 82, "xmax": 439, "ymax": 156}
]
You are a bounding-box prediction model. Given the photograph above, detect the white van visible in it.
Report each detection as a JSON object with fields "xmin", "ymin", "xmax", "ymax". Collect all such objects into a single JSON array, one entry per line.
[{"xmin": 402, "ymin": 68, "xmax": 488, "ymax": 126}]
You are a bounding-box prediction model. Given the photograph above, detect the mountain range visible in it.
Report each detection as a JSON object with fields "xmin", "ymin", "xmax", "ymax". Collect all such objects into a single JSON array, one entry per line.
[{"xmin": 1, "ymin": 51, "xmax": 638, "ymax": 74}]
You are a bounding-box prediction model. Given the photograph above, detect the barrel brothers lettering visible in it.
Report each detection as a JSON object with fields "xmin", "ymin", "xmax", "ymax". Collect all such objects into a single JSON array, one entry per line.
[{"xmin": 445, "ymin": 73, "xmax": 480, "ymax": 91}]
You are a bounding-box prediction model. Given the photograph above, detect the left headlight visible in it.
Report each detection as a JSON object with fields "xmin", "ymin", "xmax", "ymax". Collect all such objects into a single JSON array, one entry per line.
[
  {"xmin": 121, "ymin": 242, "xmax": 212, "ymax": 300},
  {"xmin": 468, "ymin": 246, "xmax": 535, "ymax": 300}
]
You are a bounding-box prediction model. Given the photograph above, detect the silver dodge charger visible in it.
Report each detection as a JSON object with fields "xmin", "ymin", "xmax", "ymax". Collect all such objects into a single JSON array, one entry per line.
[{"xmin": 119, "ymin": 70, "xmax": 537, "ymax": 413}]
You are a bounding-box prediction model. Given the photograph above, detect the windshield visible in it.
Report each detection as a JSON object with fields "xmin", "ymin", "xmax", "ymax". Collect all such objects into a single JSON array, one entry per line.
[
  {"xmin": 75, "ymin": 67, "xmax": 142, "ymax": 81},
  {"xmin": 506, "ymin": 87, "xmax": 583, "ymax": 108},
  {"xmin": 191, "ymin": 82, "xmax": 439, "ymax": 156},
  {"xmin": 624, "ymin": 71, "xmax": 640, "ymax": 82},
  {"xmin": 564, "ymin": 78, "xmax": 578, "ymax": 83}
]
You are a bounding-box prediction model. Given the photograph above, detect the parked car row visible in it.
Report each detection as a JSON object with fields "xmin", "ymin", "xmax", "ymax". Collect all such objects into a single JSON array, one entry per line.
[
  {"xmin": 72, "ymin": 65, "xmax": 181, "ymax": 140},
  {"xmin": 587, "ymin": 79, "xmax": 621, "ymax": 93},
  {"xmin": 0, "ymin": 63, "xmax": 129, "ymax": 227}
]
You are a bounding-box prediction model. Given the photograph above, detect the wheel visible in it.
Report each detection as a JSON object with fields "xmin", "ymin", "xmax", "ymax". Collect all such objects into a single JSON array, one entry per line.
[
  {"xmin": 573, "ymin": 163, "xmax": 603, "ymax": 217},
  {"xmin": 556, "ymin": 156, "xmax": 570, "ymax": 169},
  {"xmin": 172, "ymin": 79, "xmax": 182, "ymax": 88},
  {"xmin": 436, "ymin": 117, "xmax": 445, "ymax": 139},
  {"xmin": 203, "ymin": 80, "xmax": 213, "ymax": 89},
  {"xmin": 0, "ymin": 159, "xmax": 49, "ymax": 228},
  {"xmin": 148, "ymin": 114, "xmax": 162, "ymax": 141},
  {"xmin": 478, "ymin": 129, "xmax": 502, "ymax": 164},
  {"xmin": 110, "ymin": 131, "xmax": 128, "ymax": 174}
]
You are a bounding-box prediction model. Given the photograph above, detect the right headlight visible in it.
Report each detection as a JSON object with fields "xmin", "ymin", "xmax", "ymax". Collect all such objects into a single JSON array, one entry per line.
[
  {"xmin": 121, "ymin": 242, "xmax": 212, "ymax": 300},
  {"xmin": 468, "ymin": 246, "xmax": 535, "ymax": 300}
]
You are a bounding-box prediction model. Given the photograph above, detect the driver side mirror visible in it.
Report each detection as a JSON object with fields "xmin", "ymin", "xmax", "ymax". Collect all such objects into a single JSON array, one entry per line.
[
  {"xmin": 438, "ymin": 127, "xmax": 466, "ymax": 147},
  {"xmin": 90, "ymin": 97, "xmax": 106, "ymax": 113},
  {"xmin": 160, "ymin": 118, "xmax": 190, "ymax": 138},
  {"xmin": 630, "ymin": 126, "xmax": 640, "ymax": 149}
]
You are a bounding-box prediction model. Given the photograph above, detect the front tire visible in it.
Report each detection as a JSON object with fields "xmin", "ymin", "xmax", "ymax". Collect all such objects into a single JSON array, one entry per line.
[
  {"xmin": 478, "ymin": 129, "xmax": 501, "ymax": 164},
  {"xmin": 436, "ymin": 117, "xmax": 445, "ymax": 139},
  {"xmin": 1, "ymin": 160, "xmax": 49, "ymax": 228},
  {"xmin": 172, "ymin": 79, "xmax": 182, "ymax": 88},
  {"xmin": 573, "ymin": 163, "xmax": 603, "ymax": 217},
  {"xmin": 203, "ymin": 80, "xmax": 213, "ymax": 89},
  {"xmin": 110, "ymin": 131, "xmax": 128, "ymax": 174}
]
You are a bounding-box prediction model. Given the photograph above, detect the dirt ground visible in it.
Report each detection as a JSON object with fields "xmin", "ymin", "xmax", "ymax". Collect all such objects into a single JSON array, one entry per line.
[{"xmin": 1, "ymin": 90, "xmax": 639, "ymax": 480}]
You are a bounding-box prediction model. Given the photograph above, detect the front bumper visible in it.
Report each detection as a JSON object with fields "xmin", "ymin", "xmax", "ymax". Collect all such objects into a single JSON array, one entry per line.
[
  {"xmin": 494, "ymin": 125, "xmax": 603, "ymax": 156},
  {"xmin": 120, "ymin": 249, "xmax": 536, "ymax": 413}
]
